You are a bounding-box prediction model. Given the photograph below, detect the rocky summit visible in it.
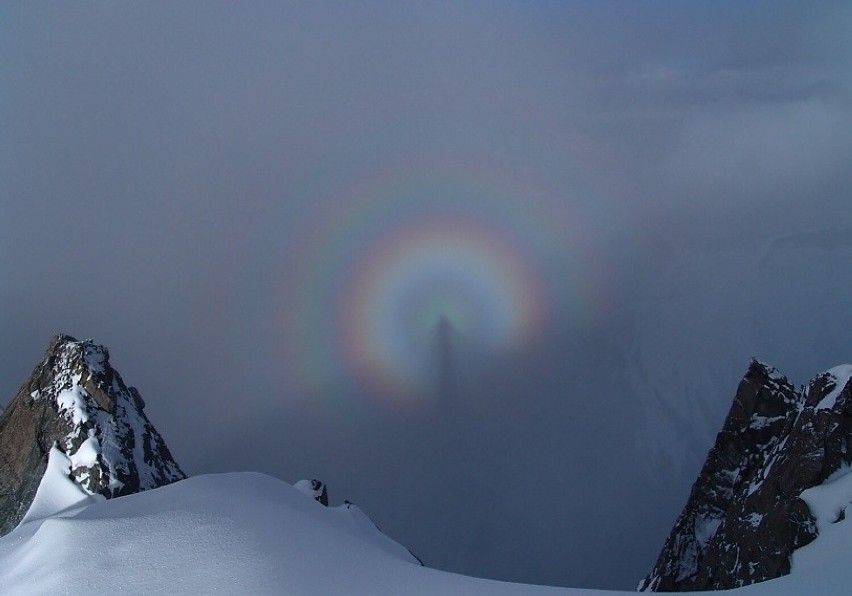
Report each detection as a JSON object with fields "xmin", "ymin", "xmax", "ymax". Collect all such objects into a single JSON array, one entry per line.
[
  {"xmin": 0, "ymin": 334, "xmax": 185, "ymax": 536},
  {"xmin": 640, "ymin": 359, "xmax": 852, "ymax": 591}
]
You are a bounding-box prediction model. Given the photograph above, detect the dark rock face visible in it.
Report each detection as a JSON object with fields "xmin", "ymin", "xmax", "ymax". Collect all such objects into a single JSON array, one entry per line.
[
  {"xmin": 640, "ymin": 360, "xmax": 852, "ymax": 591},
  {"xmin": 0, "ymin": 335, "xmax": 185, "ymax": 536}
]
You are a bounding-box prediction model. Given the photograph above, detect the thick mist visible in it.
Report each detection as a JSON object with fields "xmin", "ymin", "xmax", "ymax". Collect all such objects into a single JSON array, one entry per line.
[{"xmin": 2, "ymin": 2, "xmax": 852, "ymax": 589}]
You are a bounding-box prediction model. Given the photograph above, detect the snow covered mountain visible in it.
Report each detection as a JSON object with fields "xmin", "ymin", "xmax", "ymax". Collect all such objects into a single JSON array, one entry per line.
[
  {"xmin": 4, "ymin": 336, "xmax": 852, "ymax": 594},
  {"xmin": 641, "ymin": 360, "xmax": 852, "ymax": 591},
  {"xmin": 2, "ymin": 460, "xmax": 852, "ymax": 594},
  {"xmin": 0, "ymin": 335, "xmax": 184, "ymax": 535}
]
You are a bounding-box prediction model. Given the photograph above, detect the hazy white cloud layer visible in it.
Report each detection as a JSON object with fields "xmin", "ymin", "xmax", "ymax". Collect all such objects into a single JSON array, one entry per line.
[{"xmin": 2, "ymin": 2, "xmax": 852, "ymax": 589}]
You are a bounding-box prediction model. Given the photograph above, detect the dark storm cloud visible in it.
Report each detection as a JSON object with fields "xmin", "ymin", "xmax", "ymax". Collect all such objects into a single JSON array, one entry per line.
[{"xmin": 2, "ymin": 2, "xmax": 852, "ymax": 590}]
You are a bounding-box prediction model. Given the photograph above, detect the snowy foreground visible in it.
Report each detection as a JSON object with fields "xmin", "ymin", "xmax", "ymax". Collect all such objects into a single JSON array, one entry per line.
[{"xmin": 1, "ymin": 457, "xmax": 851, "ymax": 596}]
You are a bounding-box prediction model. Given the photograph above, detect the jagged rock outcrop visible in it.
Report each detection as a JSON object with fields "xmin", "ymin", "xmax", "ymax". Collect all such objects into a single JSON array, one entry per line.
[
  {"xmin": 294, "ymin": 478, "xmax": 329, "ymax": 506},
  {"xmin": 0, "ymin": 334, "xmax": 185, "ymax": 536},
  {"xmin": 640, "ymin": 360, "xmax": 852, "ymax": 591}
]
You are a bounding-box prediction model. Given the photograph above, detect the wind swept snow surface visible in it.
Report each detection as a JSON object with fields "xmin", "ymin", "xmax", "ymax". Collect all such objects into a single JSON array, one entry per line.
[
  {"xmin": 18, "ymin": 445, "xmax": 100, "ymax": 526},
  {"xmin": 0, "ymin": 473, "xmax": 594, "ymax": 596},
  {"xmin": 1, "ymin": 472, "xmax": 852, "ymax": 595}
]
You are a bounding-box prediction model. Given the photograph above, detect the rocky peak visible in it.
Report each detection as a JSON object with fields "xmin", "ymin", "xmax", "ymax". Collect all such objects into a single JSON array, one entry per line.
[
  {"xmin": 639, "ymin": 360, "xmax": 852, "ymax": 591},
  {"xmin": 0, "ymin": 334, "xmax": 185, "ymax": 536}
]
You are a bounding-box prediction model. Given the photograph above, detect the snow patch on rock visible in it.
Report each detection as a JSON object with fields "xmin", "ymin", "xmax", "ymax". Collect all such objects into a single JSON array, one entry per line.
[
  {"xmin": 800, "ymin": 465, "xmax": 852, "ymax": 532},
  {"xmin": 814, "ymin": 365, "xmax": 852, "ymax": 411}
]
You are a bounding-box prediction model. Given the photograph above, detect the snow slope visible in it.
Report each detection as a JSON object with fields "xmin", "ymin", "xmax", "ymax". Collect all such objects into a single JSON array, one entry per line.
[
  {"xmin": 0, "ymin": 469, "xmax": 588, "ymax": 596},
  {"xmin": 2, "ymin": 463, "xmax": 852, "ymax": 595}
]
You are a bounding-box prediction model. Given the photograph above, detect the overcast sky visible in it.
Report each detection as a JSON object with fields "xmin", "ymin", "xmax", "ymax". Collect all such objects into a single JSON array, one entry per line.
[{"xmin": 2, "ymin": 2, "xmax": 852, "ymax": 589}]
